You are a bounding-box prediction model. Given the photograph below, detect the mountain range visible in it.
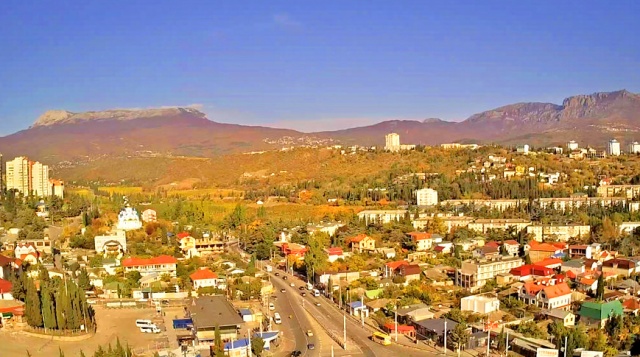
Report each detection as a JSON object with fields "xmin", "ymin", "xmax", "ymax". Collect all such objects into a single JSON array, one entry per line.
[{"xmin": 1, "ymin": 89, "xmax": 639, "ymax": 163}]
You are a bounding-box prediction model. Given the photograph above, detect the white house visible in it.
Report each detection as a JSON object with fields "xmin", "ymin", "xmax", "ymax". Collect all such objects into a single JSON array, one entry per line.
[
  {"xmin": 461, "ymin": 295, "xmax": 500, "ymax": 314},
  {"xmin": 190, "ymin": 267, "xmax": 219, "ymax": 290},
  {"xmin": 415, "ymin": 188, "xmax": 438, "ymax": 206},
  {"xmin": 519, "ymin": 282, "xmax": 572, "ymax": 310}
]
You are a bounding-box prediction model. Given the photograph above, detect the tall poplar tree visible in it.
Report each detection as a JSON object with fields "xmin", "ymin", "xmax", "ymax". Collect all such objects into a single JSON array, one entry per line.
[{"xmin": 25, "ymin": 278, "xmax": 43, "ymax": 327}]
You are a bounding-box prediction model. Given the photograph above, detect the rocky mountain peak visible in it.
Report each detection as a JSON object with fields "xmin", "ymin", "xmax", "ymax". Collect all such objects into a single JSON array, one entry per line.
[{"xmin": 32, "ymin": 107, "xmax": 206, "ymax": 127}]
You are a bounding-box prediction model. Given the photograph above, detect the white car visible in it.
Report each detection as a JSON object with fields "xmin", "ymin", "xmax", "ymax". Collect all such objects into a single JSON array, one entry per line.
[
  {"xmin": 140, "ymin": 326, "xmax": 161, "ymax": 333},
  {"xmin": 269, "ymin": 303, "xmax": 275, "ymax": 311}
]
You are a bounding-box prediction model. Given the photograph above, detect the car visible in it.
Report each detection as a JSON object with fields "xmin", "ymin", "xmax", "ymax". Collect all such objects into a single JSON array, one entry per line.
[
  {"xmin": 161, "ymin": 299, "xmax": 170, "ymax": 305},
  {"xmin": 307, "ymin": 330, "xmax": 313, "ymax": 337},
  {"xmin": 290, "ymin": 351, "xmax": 302, "ymax": 357},
  {"xmin": 300, "ymin": 292, "xmax": 306, "ymax": 297},
  {"xmin": 283, "ymin": 276, "xmax": 288, "ymax": 280},
  {"xmin": 315, "ymin": 302, "xmax": 321, "ymax": 307},
  {"xmin": 290, "ymin": 282, "xmax": 295, "ymax": 287},
  {"xmin": 307, "ymin": 343, "xmax": 315, "ymax": 350},
  {"xmin": 275, "ymin": 272, "xmax": 280, "ymax": 276},
  {"xmin": 269, "ymin": 303, "xmax": 275, "ymax": 311},
  {"xmin": 298, "ymin": 286, "xmax": 305, "ymax": 291},
  {"xmin": 280, "ymin": 288, "xmax": 286, "ymax": 293}
]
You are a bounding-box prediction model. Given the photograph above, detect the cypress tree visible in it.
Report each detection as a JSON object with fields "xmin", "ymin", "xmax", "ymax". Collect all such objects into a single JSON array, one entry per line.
[
  {"xmin": 41, "ymin": 282, "xmax": 57, "ymax": 329},
  {"xmin": 596, "ymin": 273, "xmax": 605, "ymax": 301},
  {"xmin": 25, "ymin": 278, "xmax": 43, "ymax": 327},
  {"xmin": 55, "ymin": 286, "xmax": 67, "ymax": 330}
]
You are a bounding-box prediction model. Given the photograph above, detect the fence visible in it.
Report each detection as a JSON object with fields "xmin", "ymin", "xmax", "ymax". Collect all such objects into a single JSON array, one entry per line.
[{"xmin": 24, "ymin": 326, "xmax": 96, "ymax": 336}]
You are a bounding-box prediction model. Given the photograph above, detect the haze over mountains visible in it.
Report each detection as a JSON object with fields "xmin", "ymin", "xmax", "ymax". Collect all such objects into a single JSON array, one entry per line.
[{"xmin": 1, "ymin": 89, "xmax": 639, "ymax": 163}]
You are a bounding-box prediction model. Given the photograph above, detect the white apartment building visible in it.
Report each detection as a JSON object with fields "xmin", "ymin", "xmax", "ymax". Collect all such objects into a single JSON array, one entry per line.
[
  {"xmin": 385, "ymin": 133, "xmax": 401, "ymax": 152},
  {"xmin": 31, "ymin": 161, "xmax": 51, "ymax": 197},
  {"xmin": 5, "ymin": 156, "xmax": 30, "ymax": 194},
  {"xmin": 516, "ymin": 144, "xmax": 530, "ymax": 154},
  {"xmin": 608, "ymin": 139, "xmax": 621, "ymax": 156},
  {"xmin": 567, "ymin": 140, "xmax": 579, "ymax": 151},
  {"xmin": 526, "ymin": 224, "xmax": 591, "ymax": 242},
  {"xmin": 6, "ymin": 156, "xmax": 57, "ymax": 197},
  {"xmin": 461, "ymin": 295, "xmax": 500, "ymax": 314},
  {"xmin": 629, "ymin": 142, "xmax": 640, "ymax": 154},
  {"xmin": 357, "ymin": 210, "xmax": 407, "ymax": 224},
  {"xmin": 457, "ymin": 256, "xmax": 523, "ymax": 291},
  {"xmin": 415, "ymin": 188, "xmax": 438, "ymax": 206}
]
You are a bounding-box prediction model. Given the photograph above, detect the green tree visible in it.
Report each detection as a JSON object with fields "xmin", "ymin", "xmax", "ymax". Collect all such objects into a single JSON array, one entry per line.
[
  {"xmin": 214, "ymin": 324, "xmax": 224, "ymax": 357},
  {"xmin": 448, "ymin": 322, "xmax": 470, "ymax": 357},
  {"xmin": 25, "ymin": 278, "xmax": 43, "ymax": 327},
  {"xmin": 58, "ymin": 347, "xmax": 65, "ymax": 357},
  {"xmin": 303, "ymin": 235, "xmax": 329, "ymax": 279},
  {"xmin": 77, "ymin": 268, "xmax": 91, "ymax": 290},
  {"xmin": 125, "ymin": 271, "xmax": 142, "ymax": 288},
  {"xmin": 251, "ymin": 336, "xmax": 264, "ymax": 357},
  {"xmin": 596, "ymin": 273, "xmax": 605, "ymax": 300},
  {"xmin": 41, "ymin": 282, "xmax": 58, "ymax": 329}
]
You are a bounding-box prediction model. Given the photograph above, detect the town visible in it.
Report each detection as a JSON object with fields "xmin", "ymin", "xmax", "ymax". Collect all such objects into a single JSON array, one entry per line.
[{"xmin": 2, "ymin": 134, "xmax": 640, "ymax": 357}]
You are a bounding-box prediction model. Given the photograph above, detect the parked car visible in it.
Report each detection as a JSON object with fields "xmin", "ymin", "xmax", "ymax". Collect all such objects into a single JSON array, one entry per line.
[
  {"xmin": 307, "ymin": 330, "xmax": 313, "ymax": 337},
  {"xmin": 307, "ymin": 343, "xmax": 315, "ymax": 350},
  {"xmin": 298, "ymin": 286, "xmax": 305, "ymax": 291},
  {"xmin": 275, "ymin": 272, "xmax": 280, "ymax": 276},
  {"xmin": 290, "ymin": 351, "xmax": 301, "ymax": 357},
  {"xmin": 280, "ymin": 288, "xmax": 286, "ymax": 293},
  {"xmin": 290, "ymin": 282, "xmax": 295, "ymax": 287},
  {"xmin": 269, "ymin": 303, "xmax": 275, "ymax": 311},
  {"xmin": 282, "ymin": 276, "xmax": 288, "ymax": 280},
  {"xmin": 301, "ymin": 292, "xmax": 306, "ymax": 297}
]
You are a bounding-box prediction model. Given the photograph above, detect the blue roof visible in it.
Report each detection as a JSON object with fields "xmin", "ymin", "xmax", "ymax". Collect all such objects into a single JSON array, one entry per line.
[
  {"xmin": 349, "ymin": 301, "xmax": 365, "ymax": 309},
  {"xmin": 239, "ymin": 308, "xmax": 252, "ymax": 316},
  {"xmin": 224, "ymin": 338, "xmax": 250, "ymax": 350},
  {"xmin": 254, "ymin": 331, "xmax": 280, "ymax": 341}
]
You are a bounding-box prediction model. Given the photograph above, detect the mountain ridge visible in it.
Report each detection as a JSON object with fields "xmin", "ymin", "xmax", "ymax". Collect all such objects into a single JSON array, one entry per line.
[{"xmin": 1, "ymin": 89, "xmax": 639, "ymax": 163}]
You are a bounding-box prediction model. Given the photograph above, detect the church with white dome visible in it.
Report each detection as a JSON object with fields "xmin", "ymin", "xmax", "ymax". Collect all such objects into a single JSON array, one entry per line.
[{"xmin": 116, "ymin": 198, "xmax": 143, "ymax": 231}]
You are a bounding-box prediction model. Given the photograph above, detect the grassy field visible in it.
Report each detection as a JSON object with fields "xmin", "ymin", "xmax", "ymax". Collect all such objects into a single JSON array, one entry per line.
[{"xmin": 97, "ymin": 186, "xmax": 144, "ymax": 195}]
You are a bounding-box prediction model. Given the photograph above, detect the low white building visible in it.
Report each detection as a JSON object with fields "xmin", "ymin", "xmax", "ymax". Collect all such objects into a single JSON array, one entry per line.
[
  {"xmin": 94, "ymin": 230, "xmax": 127, "ymax": 256},
  {"xmin": 460, "ymin": 295, "xmax": 500, "ymax": 314},
  {"xmin": 357, "ymin": 210, "xmax": 407, "ymax": 224},
  {"xmin": 122, "ymin": 255, "xmax": 177, "ymax": 277}
]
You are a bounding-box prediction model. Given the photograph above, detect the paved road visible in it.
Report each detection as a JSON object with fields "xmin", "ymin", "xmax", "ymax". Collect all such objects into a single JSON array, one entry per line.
[
  {"xmin": 271, "ymin": 271, "xmax": 439, "ymax": 357},
  {"xmin": 271, "ymin": 275, "xmax": 320, "ymax": 357}
]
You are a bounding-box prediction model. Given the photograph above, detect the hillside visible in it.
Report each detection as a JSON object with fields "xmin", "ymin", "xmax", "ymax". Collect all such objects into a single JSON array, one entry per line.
[{"xmin": 1, "ymin": 89, "xmax": 639, "ymax": 163}]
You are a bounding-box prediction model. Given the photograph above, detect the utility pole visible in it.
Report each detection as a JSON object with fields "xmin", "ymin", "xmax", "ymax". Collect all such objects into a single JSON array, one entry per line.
[
  {"xmin": 247, "ymin": 328, "xmax": 252, "ymax": 357},
  {"xmin": 486, "ymin": 320, "xmax": 490, "ymax": 357},
  {"xmin": 444, "ymin": 319, "xmax": 447, "ymax": 355},
  {"xmin": 343, "ymin": 314, "xmax": 347, "ymax": 350},
  {"xmin": 395, "ymin": 304, "xmax": 398, "ymax": 342},
  {"xmin": 563, "ymin": 336, "xmax": 568, "ymax": 357},
  {"xmin": 505, "ymin": 330, "xmax": 509, "ymax": 357}
]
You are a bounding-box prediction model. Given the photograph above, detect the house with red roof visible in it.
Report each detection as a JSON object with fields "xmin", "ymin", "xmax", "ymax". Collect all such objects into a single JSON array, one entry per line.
[
  {"xmin": 503, "ymin": 240, "xmax": 520, "ymax": 257},
  {"xmin": 383, "ymin": 322, "xmax": 416, "ymax": 338},
  {"xmin": 510, "ymin": 264, "xmax": 555, "ymax": 281},
  {"xmin": 348, "ymin": 234, "xmax": 376, "ymax": 253},
  {"xmin": 282, "ymin": 243, "xmax": 308, "ymax": 259},
  {"xmin": 190, "ymin": 267, "xmax": 219, "ymax": 290},
  {"xmin": 325, "ymin": 247, "xmax": 347, "ymax": 263},
  {"xmin": 519, "ymin": 282, "xmax": 572, "ymax": 310},
  {"xmin": 0, "ymin": 278, "xmax": 13, "ymax": 300},
  {"xmin": 528, "ymin": 241, "xmax": 566, "ymax": 263},
  {"xmin": 0, "ymin": 254, "xmax": 21, "ymax": 280},
  {"xmin": 569, "ymin": 245, "xmax": 593, "ymax": 259},
  {"xmin": 399, "ymin": 264, "xmax": 422, "ymax": 284},
  {"xmin": 14, "ymin": 243, "xmax": 40, "ymax": 265},
  {"xmin": 385, "ymin": 260, "xmax": 409, "ymax": 277},
  {"xmin": 536, "ymin": 258, "xmax": 563, "ymax": 270},
  {"xmin": 122, "ymin": 255, "xmax": 178, "ymax": 277},
  {"xmin": 408, "ymin": 232, "xmax": 433, "ymax": 251}
]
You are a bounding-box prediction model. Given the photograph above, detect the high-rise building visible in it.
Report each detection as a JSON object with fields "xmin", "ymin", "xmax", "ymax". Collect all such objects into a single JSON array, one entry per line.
[
  {"xmin": 6, "ymin": 156, "xmax": 56, "ymax": 197},
  {"xmin": 608, "ymin": 139, "xmax": 621, "ymax": 156},
  {"xmin": 415, "ymin": 188, "xmax": 438, "ymax": 206},
  {"xmin": 629, "ymin": 141, "xmax": 640, "ymax": 154},
  {"xmin": 6, "ymin": 156, "xmax": 31, "ymax": 194},
  {"xmin": 385, "ymin": 133, "xmax": 401, "ymax": 152},
  {"xmin": 31, "ymin": 161, "xmax": 51, "ymax": 197}
]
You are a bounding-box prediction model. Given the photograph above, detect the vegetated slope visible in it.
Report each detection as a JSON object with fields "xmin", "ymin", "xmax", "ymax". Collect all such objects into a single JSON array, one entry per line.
[
  {"xmin": 0, "ymin": 108, "xmax": 302, "ymax": 163},
  {"xmin": 2, "ymin": 90, "xmax": 639, "ymax": 164},
  {"xmin": 323, "ymin": 89, "xmax": 640, "ymax": 147}
]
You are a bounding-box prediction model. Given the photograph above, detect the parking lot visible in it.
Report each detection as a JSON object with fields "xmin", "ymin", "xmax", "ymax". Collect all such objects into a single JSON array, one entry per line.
[{"xmin": 0, "ymin": 306, "xmax": 169, "ymax": 356}]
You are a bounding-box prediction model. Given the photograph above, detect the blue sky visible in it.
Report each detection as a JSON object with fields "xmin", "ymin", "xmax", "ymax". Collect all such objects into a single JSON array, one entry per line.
[{"xmin": 0, "ymin": 1, "xmax": 638, "ymax": 134}]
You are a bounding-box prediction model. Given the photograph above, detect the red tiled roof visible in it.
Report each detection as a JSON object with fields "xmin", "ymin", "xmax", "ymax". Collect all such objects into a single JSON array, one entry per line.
[
  {"xmin": 536, "ymin": 258, "xmax": 563, "ymax": 268},
  {"xmin": 522, "ymin": 282, "xmax": 545, "ymax": 295},
  {"xmin": 325, "ymin": 247, "xmax": 344, "ymax": 256},
  {"xmin": 383, "ymin": 322, "xmax": 415, "ymax": 333},
  {"xmin": 510, "ymin": 264, "xmax": 554, "ymax": 277},
  {"xmin": 504, "ymin": 240, "xmax": 520, "ymax": 246},
  {"xmin": 551, "ymin": 242, "xmax": 568, "ymax": 250},
  {"xmin": 529, "ymin": 243, "xmax": 561, "ymax": 252},
  {"xmin": 0, "ymin": 254, "xmax": 18, "ymax": 267},
  {"xmin": 385, "ymin": 261, "xmax": 409, "ymax": 270},
  {"xmin": 578, "ymin": 277, "xmax": 596, "ymax": 286},
  {"xmin": 19, "ymin": 252, "xmax": 38, "ymax": 261},
  {"xmin": 570, "ymin": 245, "xmax": 588, "ymax": 249},
  {"xmin": 408, "ymin": 232, "xmax": 432, "ymax": 241},
  {"xmin": 190, "ymin": 268, "xmax": 218, "ymax": 281},
  {"xmin": 0, "ymin": 278, "xmax": 12, "ymax": 293},
  {"xmin": 542, "ymin": 282, "xmax": 571, "ymax": 298},
  {"xmin": 122, "ymin": 255, "xmax": 177, "ymax": 267},
  {"xmin": 485, "ymin": 241, "xmax": 500, "ymax": 248},
  {"xmin": 623, "ymin": 298, "xmax": 640, "ymax": 310},
  {"xmin": 566, "ymin": 270, "xmax": 578, "ymax": 279},
  {"xmin": 177, "ymin": 232, "xmax": 191, "ymax": 239},
  {"xmin": 400, "ymin": 264, "xmax": 422, "ymax": 276},
  {"xmin": 349, "ymin": 234, "xmax": 369, "ymax": 243}
]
